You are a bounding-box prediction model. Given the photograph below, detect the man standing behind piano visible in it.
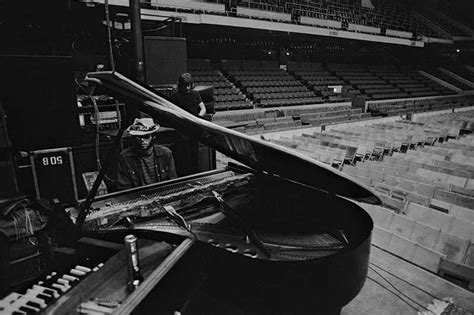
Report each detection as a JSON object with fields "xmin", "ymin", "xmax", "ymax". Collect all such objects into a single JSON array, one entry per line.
[
  {"xmin": 117, "ymin": 118, "xmax": 177, "ymax": 190},
  {"xmin": 171, "ymin": 73, "xmax": 206, "ymax": 118},
  {"xmin": 171, "ymin": 73, "xmax": 206, "ymax": 175}
]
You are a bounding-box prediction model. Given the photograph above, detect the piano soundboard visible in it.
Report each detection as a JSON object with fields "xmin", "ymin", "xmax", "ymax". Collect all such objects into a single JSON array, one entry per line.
[{"xmin": 80, "ymin": 169, "xmax": 255, "ymax": 231}]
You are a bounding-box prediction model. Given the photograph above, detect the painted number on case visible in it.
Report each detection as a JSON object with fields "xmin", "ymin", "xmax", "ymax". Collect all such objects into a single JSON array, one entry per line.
[{"xmin": 42, "ymin": 156, "xmax": 63, "ymax": 166}]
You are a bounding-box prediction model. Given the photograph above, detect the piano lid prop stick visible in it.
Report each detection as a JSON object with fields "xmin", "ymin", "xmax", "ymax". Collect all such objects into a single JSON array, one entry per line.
[{"xmin": 75, "ymin": 107, "xmax": 128, "ymax": 229}]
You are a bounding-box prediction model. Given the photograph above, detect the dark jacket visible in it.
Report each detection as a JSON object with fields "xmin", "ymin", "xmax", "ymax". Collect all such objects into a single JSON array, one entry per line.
[
  {"xmin": 117, "ymin": 144, "xmax": 177, "ymax": 190},
  {"xmin": 171, "ymin": 89, "xmax": 202, "ymax": 116}
]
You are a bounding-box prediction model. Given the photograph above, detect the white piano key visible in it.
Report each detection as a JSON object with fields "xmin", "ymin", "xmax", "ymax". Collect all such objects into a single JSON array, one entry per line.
[
  {"xmin": 25, "ymin": 289, "xmax": 51, "ymax": 306},
  {"xmin": 5, "ymin": 307, "xmax": 26, "ymax": 315},
  {"xmin": 21, "ymin": 293, "xmax": 47, "ymax": 309},
  {"xmin": 75, "ymin": 265, "xmax": 92, "ymax": 273},
  {"xmin": 63, "ymin": 274, "xmax": 79, "ymax": 282},
  {"xmin": 31, "ymin": 284, "xmax": 55, "ymax": 297},
  {"xmin": 70, "ymin": 268, "xmax": 86, "ymax": 277},
  {"xmin": 45, "ymin": 272, "xmax": 56, "ymax": 280},
  {"xmin": 1, "ymin": 292, "xmax": 22, "ymax": 304},
  {"xmin": 57, "ymin": 278, "xmax": 69, "ymax": 286},
  {"xmin": 0, "ymin": 306, "xmax": 18, "ymax": 314},
  {"xmin": 52, "ymin": 283, "xmax": 68, "ymax": 293},
  {"xmin": 56, "ymin": 278, "xmax": 72, "ymax": 290},
  {"xmin": 19, "ymin": 305, "xmax": 40, "ymax": 313},
  {"xmin": 11, "ymin": 298, "xmax": 40, "ymax": 313}
]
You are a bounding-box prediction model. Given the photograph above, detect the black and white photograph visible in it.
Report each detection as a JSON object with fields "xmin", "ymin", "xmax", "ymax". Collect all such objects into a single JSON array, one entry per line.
[{"xmin": 0, "ymin": 0, "xmax": 473, "ymax": 314}]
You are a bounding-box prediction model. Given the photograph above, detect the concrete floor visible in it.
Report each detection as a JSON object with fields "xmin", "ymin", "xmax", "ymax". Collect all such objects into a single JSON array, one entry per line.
[{"xmin": 342, "ymin": 245, "xmax": 474, "ymax": 315}]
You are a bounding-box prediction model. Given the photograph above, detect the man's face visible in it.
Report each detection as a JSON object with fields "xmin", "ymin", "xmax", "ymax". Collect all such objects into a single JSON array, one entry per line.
[
  {"xmin": 180, "ymin": 82, "xmax": 192, "ymax": 93},
  {"xmin": 134, "ymin": 134, "xmax": 153, "ymax": 150}
]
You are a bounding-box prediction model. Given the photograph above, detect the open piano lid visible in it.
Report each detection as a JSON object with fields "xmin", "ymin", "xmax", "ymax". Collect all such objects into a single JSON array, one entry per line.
[{"xmin": 85, "ymin": 71, "xmax": 381, "ymax": 205}]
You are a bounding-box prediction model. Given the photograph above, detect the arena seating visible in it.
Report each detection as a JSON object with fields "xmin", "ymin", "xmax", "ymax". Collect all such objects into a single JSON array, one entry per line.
[
  {"xmin": 236, "ymin": 1, "xmax": 291, "ymax": 22},
  {"xmin": 188, "ymin": 59, "xmax": 253, "ymax": 111},
  {"xmin": 223, "ymin": 59, "xmax": 324, "ymax": 108},
  {"xmin": 423, "ymin": 67, "xmax": 474, "ymax": 91},
  {"xmin": 259, "ymin": 110, "xmax": 474, "ymax": 289},
  {"xmin": 296, "ymin": 106, "xmax": 370, "ymax": 127},
  {"xmin": 367, "ymin": 95, "xmax": 474, "ymax": 117},
  {"xmin": 287, "ymin": 62, "xmax": 355, "ymax": 103},
  {"xmin": 151, "ymin": 0, "xmax": 457, "ymax": 40},
  {"xmin": 367, "ymin": 0, "xmax": 445, "ymax": 38},
  {"xmin": 189, "ymin": 58, "xmax": 471, "ymax": 128},
  {"xmin": 442, "ymin": 65, "xmax": 474, "ymax": 83},
  {"xmin": 327, "ymin": 63, "xmax": 407, "ymax": 100},
  {"xmin": 369, "ymin": 65, "xmax": 455, "ymax": 98},
  {"xmin": 288, "ymin": 61, "xmax": 455, "ymax": 102},
  {"xmin": 277, "ymin": 0, "xmax": 444, "ymax": 38},
  {"xmin": 418, "ymin": 8, "xmax": 474, "ymax": 37},
  {"xmin": 149, "ymin": 0, "xmax": 226, "ymax": 14},
  {"xmin": 212, "ymin": 104, "xmax": 368, "ymax": 134},
  {"xmin": 410, "ymin": 69, "xmax": 457, "ymax": 95},
  {"xmin": 288, "ymin": 62, "xmax": 455, "ymax": 102}
]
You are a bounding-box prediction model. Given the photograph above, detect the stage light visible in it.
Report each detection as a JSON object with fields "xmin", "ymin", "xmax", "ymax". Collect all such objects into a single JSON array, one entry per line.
[
  {"xmin": 286, "ymin": 52, "xmax": 290, "ymax": 56},
  {"xmin": 268, "ymin": 51, "xmax": 272, "ymax": 55},
  {"xmin": 456, "ymin": 49, "xmax": 460, "ymax": 53}
]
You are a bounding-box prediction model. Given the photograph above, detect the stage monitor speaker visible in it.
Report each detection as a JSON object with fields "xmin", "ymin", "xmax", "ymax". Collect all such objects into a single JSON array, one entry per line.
[
  {"xmin": 144, "ymin": 36, "xmax": 187, "ymax": 86},
  {"xmin": 0, "ymin": 55, "xmax": 80, "ymax": 151}
]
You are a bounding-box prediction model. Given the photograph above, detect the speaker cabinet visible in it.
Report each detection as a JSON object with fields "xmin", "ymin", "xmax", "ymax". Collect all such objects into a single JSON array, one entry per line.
[{"xmin": 144, "ymin": 36, "xmax": 187, "ymax": 86}]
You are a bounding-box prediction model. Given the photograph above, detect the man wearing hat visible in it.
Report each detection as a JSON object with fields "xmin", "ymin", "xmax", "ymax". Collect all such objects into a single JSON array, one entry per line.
[{"xmin": 116, "ymin": 118, "xmax": 177, "ymax": 190}]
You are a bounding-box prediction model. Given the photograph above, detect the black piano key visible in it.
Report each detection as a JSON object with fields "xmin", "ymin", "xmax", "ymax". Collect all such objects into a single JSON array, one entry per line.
[
  {"xmin": 19, "ymin": 305, "xmax": 38, "ymax": 314},
  {"xmin": 12, "ymin": 311, "xmax": 25, "ymax": 315},
  {"xmin": 39, "ymin": 278, "xmax": 56, "ymax": 287},
  {"xmin": 44, "ymin": 271, "xmax": 64, "ymax": 281},
  {"xmin": 26, "ymin": 301, "xmax": 42, "ymax": 309},
  {"xmin": 37, "ymin": 293, "xmax": 53, "ymax": 304},
  {"xmin": 34, "ymin": 285, "xmax": 60, "ymax": 299},
  {"xmin": 42, "ymin": 287, "xmax": 57, "ymax": 297},
  {"xmin": 62, "ymin": 274, "xmax": 79, "ymax": 283}
]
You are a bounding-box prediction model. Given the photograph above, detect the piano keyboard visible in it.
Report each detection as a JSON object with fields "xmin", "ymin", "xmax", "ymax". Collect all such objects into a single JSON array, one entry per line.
[{"xmin": 0, "ymin": 263, "xmax": 104, "ymax": 314}]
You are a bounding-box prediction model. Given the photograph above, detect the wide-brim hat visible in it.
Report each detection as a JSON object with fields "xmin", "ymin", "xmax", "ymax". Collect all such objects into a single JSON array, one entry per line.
[{"xmin": 127, "ymin": 118, "xmax": 160, "ymax": 136}]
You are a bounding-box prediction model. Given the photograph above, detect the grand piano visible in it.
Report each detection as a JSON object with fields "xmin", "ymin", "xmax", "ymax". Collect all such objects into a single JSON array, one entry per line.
[{"xmin": 1, "ymin": 71, "xmax": 381, "ymax": 314}]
